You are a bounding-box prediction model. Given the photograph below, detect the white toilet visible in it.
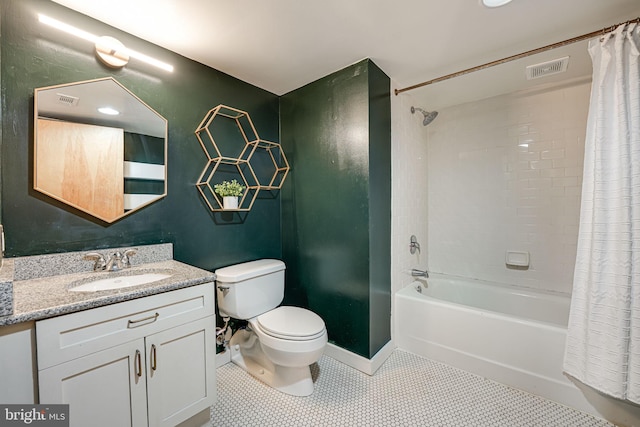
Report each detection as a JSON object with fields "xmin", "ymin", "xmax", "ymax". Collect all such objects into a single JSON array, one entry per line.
[{"xmin": 215, "ymin": 259, "xmax": 328, "ymax": 396}]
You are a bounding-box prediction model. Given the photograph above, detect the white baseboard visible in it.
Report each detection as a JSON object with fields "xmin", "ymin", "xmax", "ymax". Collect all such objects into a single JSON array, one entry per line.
[
  {"xmin": 216, "ymin": 349, "xmax": 231, "ymax": 368},
  {"xmin": 216, "ymin": 341, "xmax": 396, "ymax": 376},
  {"xmin": 323, "ymin": 340, "xmax": 395, "ymax": 376}
]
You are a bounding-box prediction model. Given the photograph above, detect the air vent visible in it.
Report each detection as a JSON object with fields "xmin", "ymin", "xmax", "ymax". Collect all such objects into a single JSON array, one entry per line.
[
  {"xmin": 56, "ymin": 93, "xmax": 80, "ymax": 107},
  {"xmin": 526, "ymin": 56, "xmax": 569, "ymax": 80}
]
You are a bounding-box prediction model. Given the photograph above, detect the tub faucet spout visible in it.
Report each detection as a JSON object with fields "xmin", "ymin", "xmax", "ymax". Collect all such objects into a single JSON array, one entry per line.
[{"xmin": 411, "ymin": 268, "xmax": 429, "ymax": 278}]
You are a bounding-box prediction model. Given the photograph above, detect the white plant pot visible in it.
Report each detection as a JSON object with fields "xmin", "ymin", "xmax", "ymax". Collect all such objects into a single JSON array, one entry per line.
[{"xmin": 223, "ymin": 196, "xmax": 239, "ymax": 210}]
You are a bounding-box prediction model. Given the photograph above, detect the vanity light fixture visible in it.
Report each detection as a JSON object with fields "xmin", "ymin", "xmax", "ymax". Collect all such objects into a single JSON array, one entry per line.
[
  {"xmin": 482, "ymin": 0, "xmax": 514, "ymax": 7},
  {"xmin": 38, "ymin": 14, "xmax": 174, "ymax": 72},
  {"xmin": 95, "ymin": 36, "xmax": 129, "ymax": 68}
]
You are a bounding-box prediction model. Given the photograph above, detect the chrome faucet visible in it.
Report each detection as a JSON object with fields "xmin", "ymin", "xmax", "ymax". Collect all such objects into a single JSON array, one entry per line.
[
  {"xmin": 105, "ymin": 251, "xmax": 124, "ymax": 271},
  {"xmin": 121, "ymin": 249, "xmax": 137, "ymax": 268},
  {"xmin": 84, "ymin": 252, "xmax": 107, "ymax": 271},
  {"xmin": 84, "ymin": 249, "xmax": 137, "ymax": 272},
  {"xmin": 411, "ymin": 268, "xmax": 429, "ymax": 278}
]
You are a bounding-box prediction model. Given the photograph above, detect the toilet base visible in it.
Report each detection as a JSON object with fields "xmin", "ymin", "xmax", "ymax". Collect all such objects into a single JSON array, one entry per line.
[{"xmin": 229, "ymin": 329, "xmax": 315, "ymax": 396}]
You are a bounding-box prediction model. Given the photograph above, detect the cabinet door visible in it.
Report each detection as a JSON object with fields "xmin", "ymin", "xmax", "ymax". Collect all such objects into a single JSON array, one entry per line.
[
  {"xmin": 38, "ymin": 339, "xmax": 148, "ymax": 427},
  {"xmin": 146, "ymin": 316, "xmax": 215, "ymax": 427}
]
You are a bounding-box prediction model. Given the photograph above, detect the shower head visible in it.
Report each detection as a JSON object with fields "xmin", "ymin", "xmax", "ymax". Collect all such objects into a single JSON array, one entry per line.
[{"xmin": 411, "ymin": 106, "xmax": 438, "ymax": 126}]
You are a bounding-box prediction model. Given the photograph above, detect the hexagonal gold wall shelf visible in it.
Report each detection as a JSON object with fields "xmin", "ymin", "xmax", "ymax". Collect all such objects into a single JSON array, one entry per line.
[{"xmin": 195, "ymin": 105, "xmax": 289, "ymax": 212}]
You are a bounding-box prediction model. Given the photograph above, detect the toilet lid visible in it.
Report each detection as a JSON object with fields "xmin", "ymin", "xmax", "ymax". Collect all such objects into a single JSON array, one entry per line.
[{"xmin": 257, "ymin": 306, "xmax": 326, "ymax": 340}]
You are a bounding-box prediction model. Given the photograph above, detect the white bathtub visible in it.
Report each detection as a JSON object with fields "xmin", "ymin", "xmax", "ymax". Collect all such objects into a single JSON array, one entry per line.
[{"xmin": 394, "ymin": 274, "xmax": 593, "ymax": 415}]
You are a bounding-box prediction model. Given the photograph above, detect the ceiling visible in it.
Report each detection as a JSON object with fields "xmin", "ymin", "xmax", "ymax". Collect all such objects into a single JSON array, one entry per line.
[
  {"xmin": 36, "ymin": 78, "xmax": 166, "ymax": 138},
  {"xmin": 51, "ymin": 0, "xmax": 640, "ymax": 111}
]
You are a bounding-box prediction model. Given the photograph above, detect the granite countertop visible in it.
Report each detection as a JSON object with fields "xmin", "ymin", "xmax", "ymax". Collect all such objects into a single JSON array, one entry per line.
[{"xmin": 0, "ymin": 244, "xmax": 216, "ymax": 326}]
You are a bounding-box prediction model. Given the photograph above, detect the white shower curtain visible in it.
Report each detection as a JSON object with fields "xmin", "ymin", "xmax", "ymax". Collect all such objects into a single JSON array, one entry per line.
[{"xmin": 564, "ymin": 22, "xmax": 640, "ymax": 403}]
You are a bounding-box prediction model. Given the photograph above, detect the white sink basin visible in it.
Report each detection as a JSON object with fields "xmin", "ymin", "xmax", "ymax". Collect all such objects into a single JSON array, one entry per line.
[{"xmin": 69, "ymin": 273, "xmax": 172, "ymax": 292}]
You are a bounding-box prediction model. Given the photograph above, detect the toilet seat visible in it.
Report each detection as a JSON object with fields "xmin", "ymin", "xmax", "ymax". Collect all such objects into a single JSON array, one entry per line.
[{"xmin": 256, "ymin": 306, "xmax": 326, "ymax": 341}]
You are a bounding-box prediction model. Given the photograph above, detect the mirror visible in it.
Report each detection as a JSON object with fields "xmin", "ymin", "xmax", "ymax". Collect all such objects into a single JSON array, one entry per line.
[{"xmin": 34, "ymin": 77, "xmax": 167, "ymax": 223}]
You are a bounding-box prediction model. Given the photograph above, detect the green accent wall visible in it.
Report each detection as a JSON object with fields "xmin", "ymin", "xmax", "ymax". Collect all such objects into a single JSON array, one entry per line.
[
  {"xmin": 280, "ymin": 60, "xmax": 391, "ymax": 358},
  {"xmin": 1, "ymin": 0, "xmax": 393, "ymax": 360},
  {"xmin": 0, "ymin": 0, "xmax": 282, "ymax": 270}
]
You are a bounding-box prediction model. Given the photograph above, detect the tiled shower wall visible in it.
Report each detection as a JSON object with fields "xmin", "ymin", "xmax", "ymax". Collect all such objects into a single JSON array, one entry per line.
[
  {"xmin": 427, "ymin": 79, "xmax": 590, "ymax": 294},
  {"xmin": 391, "ymin": 84, "xmax": 430, "ymax": 296}
]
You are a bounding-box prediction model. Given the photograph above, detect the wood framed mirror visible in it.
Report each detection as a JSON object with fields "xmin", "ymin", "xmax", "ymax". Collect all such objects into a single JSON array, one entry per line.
[{"xmin": 34, "ymin": 77, "xmax": 167, "ymax": 223}]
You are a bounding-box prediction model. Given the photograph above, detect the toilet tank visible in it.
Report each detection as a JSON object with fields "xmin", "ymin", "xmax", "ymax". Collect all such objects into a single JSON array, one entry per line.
[{"xmin": 215, "ymin": 259, "xmax": 285, "ymax": 319}]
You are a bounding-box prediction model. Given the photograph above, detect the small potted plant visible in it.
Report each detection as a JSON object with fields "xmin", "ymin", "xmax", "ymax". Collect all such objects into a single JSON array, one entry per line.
[{"xmin": 214, "ymin": 179, "xmax": 246, "ymax": 210}]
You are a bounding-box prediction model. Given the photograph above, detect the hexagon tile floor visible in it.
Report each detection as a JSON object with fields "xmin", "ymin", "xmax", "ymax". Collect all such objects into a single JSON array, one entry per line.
[{"xmin": 211, "ymin": 350, "xmax": 612, "ymax": 427}]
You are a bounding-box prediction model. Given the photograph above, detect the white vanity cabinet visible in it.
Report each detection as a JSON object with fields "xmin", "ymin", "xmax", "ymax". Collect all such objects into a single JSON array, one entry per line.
[
  {"xmin": 36, "ymin": 283, "xmax": 216, "ymax": 427},
  {"xmin": 38, "ymin": 338, "xmax": 148, "ymax": 426}
]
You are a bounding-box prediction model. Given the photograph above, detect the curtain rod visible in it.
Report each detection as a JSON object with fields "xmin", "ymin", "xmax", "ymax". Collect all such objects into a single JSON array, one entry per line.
[{"xmin": 394, "ymin": 17, "xmax": 640, "ymax": 96}]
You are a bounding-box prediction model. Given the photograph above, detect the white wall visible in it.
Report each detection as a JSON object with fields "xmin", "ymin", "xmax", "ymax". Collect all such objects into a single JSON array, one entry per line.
[
  {"xmin": 390, "ymin": 82, "xmax": 430, "ymax": 297},
  {"xmin": 426, "ymin": 78, "xmax": 590, "ymax": 294}
]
